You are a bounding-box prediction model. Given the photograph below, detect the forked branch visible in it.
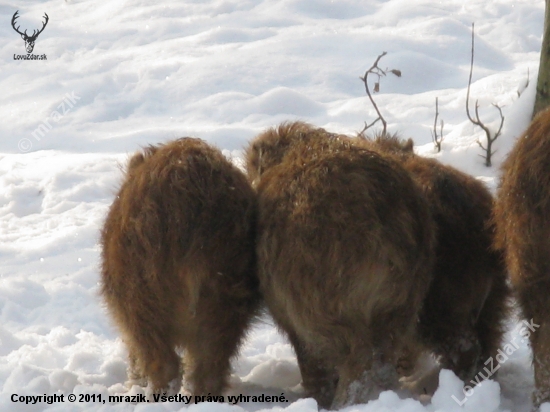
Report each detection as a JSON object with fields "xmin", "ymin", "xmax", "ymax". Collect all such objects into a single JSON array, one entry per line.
[
  {"xmin": 432, "ymin": 97, "xmax": 444, "ymax": 152},
  {"xmin": 359, "ymin": 52, "xmax": 401, "ymax": 136},
  {"xmin": 466, "ymin": 23, "xmax": 504, "ymax": 167}
]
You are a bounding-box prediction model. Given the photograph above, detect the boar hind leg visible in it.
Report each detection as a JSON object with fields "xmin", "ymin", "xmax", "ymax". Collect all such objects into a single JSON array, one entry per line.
[
  {"xmin": 289, "ymin": 332, "xmax": 338, "ymax": 409},
  {"xmin": 331, "ymin": 356, "xmax": 389, "ymax": 409},
  {"xmin": 473, "ymin": 275, "xmax": 510, "ymax": 379},
  {"xmin": 126, "ymin": 328, "xmax": 181, "ymax": 395},
  {"xmin": 531, "ymin": 320, "xmax": 550, "ymax": 408},
  {"xmin": 183, "ymin": 300, "xmax": 252, "ymax": 396},
  {"xmin": 126, "ymin": 348, "xmax": 147, "ymax": 387},
  {"xmin": 438, "ymin": 329, "xmax": 481, "ymax": 383},
  {"xmin": 331, "ymin": 345, "xmax": 400, "ymax": 409}
]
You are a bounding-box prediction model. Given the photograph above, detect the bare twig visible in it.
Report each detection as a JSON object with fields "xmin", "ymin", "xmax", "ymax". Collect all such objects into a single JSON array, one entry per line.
[
  {"xmin": 517, "ymin": 67, "xmax": 530, "ymax": 98},
  {"xmin": 432, "ymin": 97, "xmax": 444, "ymax": 152},
  {"xmin": 359, "ymin": 52, "xmax": 401, "ymax": 136},
  {"xmin": 360, "ymin": 118, "xmax": 381, "ymax": 135},
  {"xmin": 465, "ymin": 23, "xmax": 505, "ymax": 167}
]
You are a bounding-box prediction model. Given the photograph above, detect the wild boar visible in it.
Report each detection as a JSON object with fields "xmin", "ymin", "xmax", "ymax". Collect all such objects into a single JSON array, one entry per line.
[
  {"xmin": 360, "ymin": 133, "xmax": 510, "ymax": 384},
  {"xmin": 494, "ymin": 108, "xmax": 550, "ymax": 408},
  {"xmin": 246, "ymin": 122, "xmax": 435, "ymax": 409},
  {"xmin": 100, "ymin": 137, "xmax": 260, "ymax": 396}
]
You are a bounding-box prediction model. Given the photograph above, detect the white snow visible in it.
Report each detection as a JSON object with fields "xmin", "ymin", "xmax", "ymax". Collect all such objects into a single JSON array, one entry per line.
[{"xmin": 0, "ymin": 0, "xmax": 546, "ymax": 410}]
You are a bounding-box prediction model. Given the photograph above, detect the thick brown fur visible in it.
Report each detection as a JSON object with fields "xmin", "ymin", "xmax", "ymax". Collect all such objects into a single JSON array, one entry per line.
[
  {"xmin": 100, "ymin": 137, "xmax": 260, "ymax": 396},
  {"xmin": 245, "ymin": 122, "xmax": 436, "ymax": 409},
  {"xmin": 358, "ymin": 133, "xmax": 510, "ymax": 384},
  {"xmin": 494, "ymin": 108, "xmax": 550, "ymax": 408}
]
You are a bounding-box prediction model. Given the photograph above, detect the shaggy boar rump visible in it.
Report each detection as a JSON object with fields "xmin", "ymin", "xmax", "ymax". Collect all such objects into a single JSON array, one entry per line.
[
  {"xmin": 494, "ymin": 108, "xmax": 550, "ymax": 408},
  {"xmin": 100, "ymin": 137, "xmax": 260, "ymax": 396},
  {"xmin": 246, "ymin": 122, "xmax": 435, "ymax": 409}
]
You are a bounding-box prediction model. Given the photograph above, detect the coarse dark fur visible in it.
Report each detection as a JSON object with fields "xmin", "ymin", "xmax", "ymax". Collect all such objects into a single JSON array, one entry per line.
[
  {"xmin": 245, "ymin": 122, "xmax": 436, "ymax": 409},
  {"xmin": 358, "ymin": 132, "xmax": 510, "ymax": 384},
  {"xmin": 100, "ymin": 137, "xmax": 260, "ymax": 396},
  {"xmin": 494, "ymin": 108, "xmax": 550, "ymax": 409}
]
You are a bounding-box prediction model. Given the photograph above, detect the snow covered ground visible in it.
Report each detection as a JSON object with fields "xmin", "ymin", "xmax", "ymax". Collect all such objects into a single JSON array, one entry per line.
[{"xmin": 0, "ymin": 0, "xmax": 546, "ymax": 410}]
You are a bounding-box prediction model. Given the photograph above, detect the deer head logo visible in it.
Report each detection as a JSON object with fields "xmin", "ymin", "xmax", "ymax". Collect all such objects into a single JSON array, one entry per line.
[{"xmin": 11, "ymin": 11, "xmax": 49, "ymax": 54}]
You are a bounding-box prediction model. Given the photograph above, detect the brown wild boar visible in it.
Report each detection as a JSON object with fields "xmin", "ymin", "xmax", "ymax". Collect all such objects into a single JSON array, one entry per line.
[
  {"xmin": 358, "ymin": 133, "xmax": 510, "ymax": 384},
  {"xmin": 494, "ymin": 108, "xmax": 550, "ymax": 408},
  {"xmin": 100, "ymin": 137, "xmax": 260, "ymax": 396},
  {"xmin": 245, "ymin": 122, "xmax": 436, "ymax": 409}
]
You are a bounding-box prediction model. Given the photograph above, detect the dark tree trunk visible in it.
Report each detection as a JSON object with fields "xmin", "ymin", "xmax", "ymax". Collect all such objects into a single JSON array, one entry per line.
[{"xmin": 534, "ymin": 0, "xmax": 550, "ymax": 117}]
